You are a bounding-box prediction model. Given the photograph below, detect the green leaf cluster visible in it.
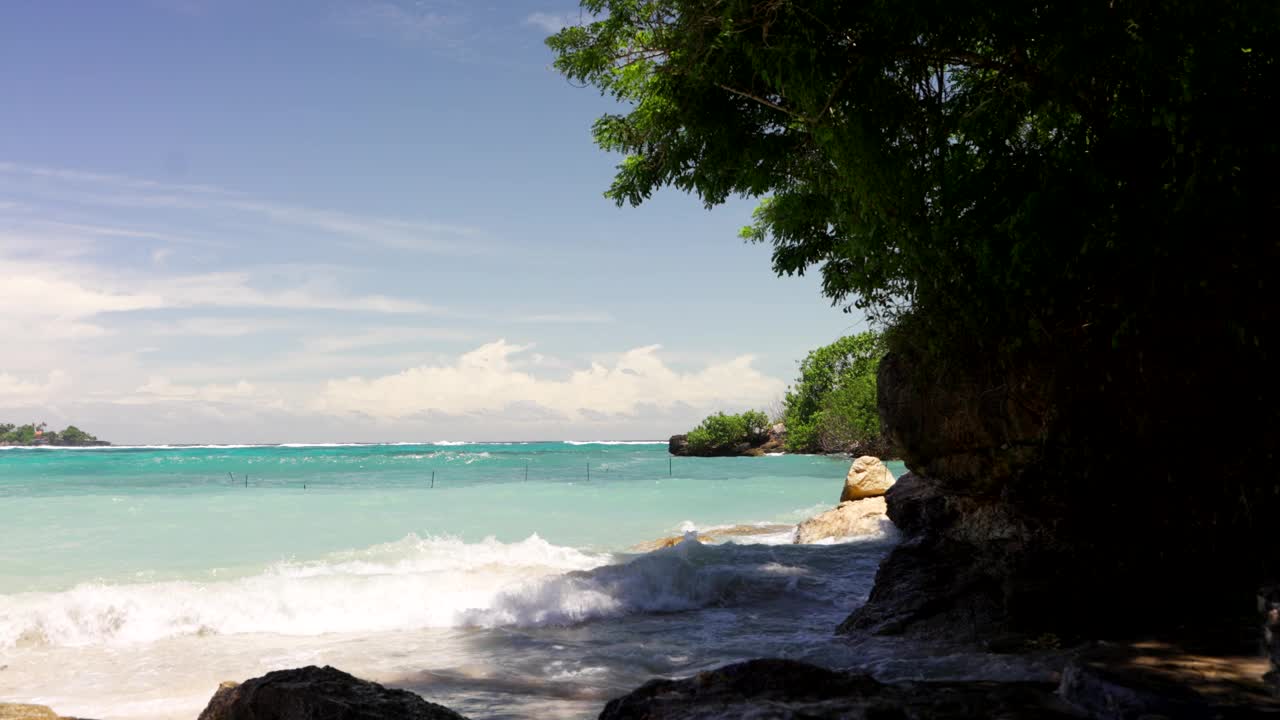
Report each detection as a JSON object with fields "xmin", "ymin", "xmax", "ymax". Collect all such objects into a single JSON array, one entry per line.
[
  {"xmin": 686, "ymin": 409, "xmax": 770, "ymax": 454},
  {"xmin": 782, "ymin": 332, "xmax": 884, "ymax": 453}
]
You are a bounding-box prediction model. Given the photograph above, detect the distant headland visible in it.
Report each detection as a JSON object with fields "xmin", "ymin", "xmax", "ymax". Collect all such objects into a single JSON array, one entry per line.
[{"xmin": 0, "ymin": 422, "xmax": 109, "ymax": 447}]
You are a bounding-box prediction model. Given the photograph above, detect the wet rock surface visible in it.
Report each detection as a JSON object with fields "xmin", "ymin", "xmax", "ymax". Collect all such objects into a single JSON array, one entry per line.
[
  {"xmin": 596, "ymin": 658, "xmax": 1081, "ymax": 719},
  {"xmin": 197, "ymin": 665, "xmax": 469, "ymax": 720}
]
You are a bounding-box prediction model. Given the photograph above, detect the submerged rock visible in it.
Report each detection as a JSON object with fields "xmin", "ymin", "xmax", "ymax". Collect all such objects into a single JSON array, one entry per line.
[
  {"xmin": 840, "ymin": 456, "xmax": 896, "ymax": 502},
  {"xmin": 794, "ymin": 498, "xmax": 889, "ymax": 544},
  {"xmin": 597, "ymin": 658, "xmax": 1079, "ymax": 719},
  {"xmin": 197, "ymin": 666, "xmax": 469, "ymax": 720}
]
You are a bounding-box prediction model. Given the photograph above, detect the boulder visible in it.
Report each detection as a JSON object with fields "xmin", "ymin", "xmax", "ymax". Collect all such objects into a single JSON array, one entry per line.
[
  {"xmin": 840, "ymin": 455, "xmax": 896, "ymax": 502},
  {"xmin": 1058, "ymin": 641, "xmax": 1280, "ymax": 719},
  {"xmin": 197, "ymin": 666, "xmax": 469, "ymax": 720},
  {"xmin": 598, "ymin": 658, "xmax": 1078, "ymax": 720},
  {"xmin": 794, "ymin": 498, "xmax": 889, "ymax": 544}
]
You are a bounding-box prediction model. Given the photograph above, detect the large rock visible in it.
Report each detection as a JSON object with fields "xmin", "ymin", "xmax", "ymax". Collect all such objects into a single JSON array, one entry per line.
[
  {"xmin": 598, "ymin": 658, "xmax": 1079, "ymax": 720},
  {"xmin": 1058, "ymin": 642, "xmax": 1280, "ymax": 719},
  {"xmin": 840, "ymin": 455, "xmax": 896, "ymax": 501},
  {"xmin": 794, "ymin": 498, "xmax": 890, "ymax": 544},
  {"xmin": 197, "ymin": 666, "xmax": 469, "ymax": 720}
]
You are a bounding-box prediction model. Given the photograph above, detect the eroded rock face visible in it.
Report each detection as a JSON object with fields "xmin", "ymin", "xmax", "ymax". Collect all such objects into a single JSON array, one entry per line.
[
  {"xmin": 846, "ymin": 346, "xmax": 1280, "ymax": 646},
  {"xmin": 598, "ymin": 658, "xmax": 1079, "ymax": 720},
  {"xmin": 840, "ymin": 456, "xmax": 895, "ymax": 502},
  {"xmin": 794, "ymin": 498, "xmax": 890, "ymax": 544},
  {"xmin": 196, "ymin": 666, "xmax": 469, "ymax": 720}
]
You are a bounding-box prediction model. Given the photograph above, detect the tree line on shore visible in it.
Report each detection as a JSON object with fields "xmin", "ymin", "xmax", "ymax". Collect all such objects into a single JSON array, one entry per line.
[{"xmin": 0, "ymin": 422, "xmax": 105, "ymax": 446}]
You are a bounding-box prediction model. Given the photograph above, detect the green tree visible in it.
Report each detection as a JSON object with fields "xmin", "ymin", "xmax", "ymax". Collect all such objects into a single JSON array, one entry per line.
[
  {"xmin": 782, "ymin": 333, "xmax": 883, "ymax": 453},
  {"xmin": 547, "ymin": 0, "xmax": 1275, "ymax": 358},
  {"xmin": 686, "ymin": 410, "xmax": 770, "ymax": 454}
]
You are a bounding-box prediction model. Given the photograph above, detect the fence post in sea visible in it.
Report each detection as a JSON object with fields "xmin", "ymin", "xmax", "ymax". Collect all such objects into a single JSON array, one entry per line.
[
  {"xmin": 586, "ymin": 462, "xmax": 590, "ymax": 482},
  {"xmin": 245, "ymin": 474, "xmax": 248, "ymax": 488},
  {"xmin": 669, "ymin": 456, "xmax": 673, "ymax": 476},
  {"xmin": 431, "ymin": 470, "xmax": 435, "ymax": 488},
  {"xmin": 525, "ymin": 460, "xmax": 529, "ymax": 482}
]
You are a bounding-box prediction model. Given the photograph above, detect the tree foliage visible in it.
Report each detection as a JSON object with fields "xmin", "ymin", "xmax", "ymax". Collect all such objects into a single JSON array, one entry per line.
[
  {"xmin": 782, "ymin": 333, "xmax": 883, "ymax": 453},
  {"xmin": 0, "ymin": 422, "xmax": 102, "ymax": 446},
  {"xmin": 686, "ymin": 409, "xmax": 770, "ymax": 454},
  {"xmin": 548, "ymin": 0, "xmax": 1278, "ymax": 361}
]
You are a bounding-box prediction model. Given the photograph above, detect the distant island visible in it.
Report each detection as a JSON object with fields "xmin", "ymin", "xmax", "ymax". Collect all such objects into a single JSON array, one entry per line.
[{"xmin": 0, "ymin": 422, "xmax": 109, "ymax": 446}]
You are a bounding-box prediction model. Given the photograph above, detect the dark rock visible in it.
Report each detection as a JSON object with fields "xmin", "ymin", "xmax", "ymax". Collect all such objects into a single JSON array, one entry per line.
[
  {"xmin": 196, "ymin": 666, "xmax": 469, "ymax": 720},
  {"xmin": 597, "ymin": 658, "xmax": 1080, "ymax": 720},
  {"xmin": 667, "ymin": 434, "xmax": 689, "ymax": 455},
  {"xmin": 845, "ymin": 346, "xmax": 1280, "ymax": 645},
  {"xmin": 1262, "ymin": 586, "xmax": 1280, "ymax": 691},
  {"xmin": 1059, "ymin": 642, "xmax": 1280, "ymax": 719}
]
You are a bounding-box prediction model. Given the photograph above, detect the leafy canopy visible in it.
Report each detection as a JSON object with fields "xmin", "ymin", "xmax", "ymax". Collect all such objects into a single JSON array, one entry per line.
[
  {"xmin": 686, "ymin": 410, "xmax": 770, "ymax": 454},
  {"xmin": 548, "ymin": 0, "xmax": 1278, "ymax": 358},
  {"xmin": 782, "ymin": 332, "xmax": 883, "ymax": 453}
]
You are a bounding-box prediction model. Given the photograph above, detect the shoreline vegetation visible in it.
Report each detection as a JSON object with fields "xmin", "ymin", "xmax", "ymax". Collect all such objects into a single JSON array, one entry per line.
[
  {"xmin": 670, "ymin": 332, "xmax": 894, "ymax": 458},
  {"xmin": 0, "ymin": 422, "xmax": 108, "ymax": 447}
]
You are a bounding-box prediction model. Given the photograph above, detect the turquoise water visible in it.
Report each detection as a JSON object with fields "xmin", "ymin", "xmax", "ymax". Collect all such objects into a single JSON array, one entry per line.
[{"xmin": 0, "ymin": 443, "xmax": 906, "ymax": 719}]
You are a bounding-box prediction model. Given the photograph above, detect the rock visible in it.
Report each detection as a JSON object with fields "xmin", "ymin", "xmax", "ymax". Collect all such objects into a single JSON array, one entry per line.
[
  {"xmin": 1058, "ymin": 641, "xmax": 1280, "ymax": 719},
  {"xmin": 841, "ymin": 455, "xmax": 896, "ymax": 502},
  {"xmin": 1262, "ymin": 585, "xmax": 1280, "ymax": 690},
  {"xmin": 0, "ymin": 706, "xmax": 60, "ymax": 720},
  {"xmin": 631, "ymin": 524, "xmax": 795, "ymax": 552},
  {"xmin": 598, "ymin": 658, "xmax": 1079, "ymax": 720},
  {"xmin": 667, "ymin": 434, "xmax": 689, "ymax": 455},
  {"xmin": 196, "ymin": 665, "xmax": 469, "ymax": 720},
  {"xmin": 794, "ymin": 498, "xmax": 889, "ymax": 544},
  {"xmin": 0, "ymin": 705, "xmax": 93, "ymax": 720}
]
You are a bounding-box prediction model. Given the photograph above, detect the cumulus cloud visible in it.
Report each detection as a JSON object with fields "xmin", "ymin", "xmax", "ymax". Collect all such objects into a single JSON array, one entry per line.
[
  {"xmin": 314, "ymin": 339, "xmax": 785, "ymax": 421},
  {"xmin": 0, "ymin": 371, "xmax": 69, "ymax": 404}
]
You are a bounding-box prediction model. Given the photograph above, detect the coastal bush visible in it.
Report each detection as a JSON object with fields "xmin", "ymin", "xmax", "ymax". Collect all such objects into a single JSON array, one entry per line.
[
  {"xmin": 782, "ymin": 333, "xmax": 884, "ymax": 454},
  {"xmin": 686, "ymin": 410, "xmax": 770, "ymax": 454}
]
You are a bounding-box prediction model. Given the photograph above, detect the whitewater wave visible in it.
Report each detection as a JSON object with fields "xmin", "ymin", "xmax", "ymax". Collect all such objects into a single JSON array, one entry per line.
[
  {"xmin": 0, "ymin": 532, "xmax": 874, "ymax": 650},
  {"xmin": 561, "ymin": 441, "xmax": 666, "ymax": 446}
]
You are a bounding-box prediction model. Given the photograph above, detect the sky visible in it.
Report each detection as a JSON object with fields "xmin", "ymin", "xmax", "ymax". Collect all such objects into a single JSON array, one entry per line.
[{"xmin": 0, "ymin": 0, "xmax": 866, "ymax": 443}]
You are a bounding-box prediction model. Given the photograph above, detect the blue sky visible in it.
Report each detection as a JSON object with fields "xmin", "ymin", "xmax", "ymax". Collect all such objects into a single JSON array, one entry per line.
[{"xmin": 0, "ymin": 0, "xmax": 865, "ymax": 443}]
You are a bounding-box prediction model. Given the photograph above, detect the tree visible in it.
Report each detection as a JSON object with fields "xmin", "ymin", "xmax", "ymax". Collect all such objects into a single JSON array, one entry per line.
[
  {"xmin": 550, "ymin": 0, "xmax": 1280, "ymax": 628},
  {"xmin": 685, "ymin": 410, "xmax": 770, "ymax": 454},
  {"xmin": 547, "ymin": 0, "xmax": 1276, "ymax": 359},
  {"xmin": 782, "ymin": 333, "xmax": 883, "ymax": 453}
]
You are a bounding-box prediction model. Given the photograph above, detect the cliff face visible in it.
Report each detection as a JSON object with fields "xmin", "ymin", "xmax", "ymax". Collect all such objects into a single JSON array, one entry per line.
[{"xmin": 842, "ymin": 347, "xmax": 1279, "ymax": 645}]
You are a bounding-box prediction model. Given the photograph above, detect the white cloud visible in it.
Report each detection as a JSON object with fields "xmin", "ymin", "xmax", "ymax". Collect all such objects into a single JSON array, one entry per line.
[
  {"xmin": 525, "ymin": 11, "xmax": 577, "ymax": 34},
  {"xmin": 0, "ymin": 371, "xmax": 69, "ymax": 404},
  {"xmin": 314, "ymin": 339, "xmax": 785, "ymax": 421},
  {"xmin": 336, "ymin": 1, "xmax": 457, "ymax": 44}
]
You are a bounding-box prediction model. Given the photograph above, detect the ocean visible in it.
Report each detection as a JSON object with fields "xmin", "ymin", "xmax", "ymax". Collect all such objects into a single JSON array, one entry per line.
[{"xmin": 0, "ymin": 442, "xmax": 907, "ymax": 718}]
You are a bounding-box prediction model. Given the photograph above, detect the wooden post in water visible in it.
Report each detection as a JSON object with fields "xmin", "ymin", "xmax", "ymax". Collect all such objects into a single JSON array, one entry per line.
[
  {"xmin": 586, "ymin": 462, "xmax": 590, "ymax": 482},
  {"xmin": 669, "ymin": 456, "xmax": 673, "ymax": 476},
  {"xmin": 229, "ymin": 471, "xmax": 235, "ymax": 483},
  {"xmin": 525, "ymin": 460, "xmax": 529, "ymax": 482},
  {"xmin": 431, "ymin": 470, "xmax": 435, "ymax": 488},
  {"xmin": 244, "ymin": 474, "xmax": 248, "ymax": 488}
]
